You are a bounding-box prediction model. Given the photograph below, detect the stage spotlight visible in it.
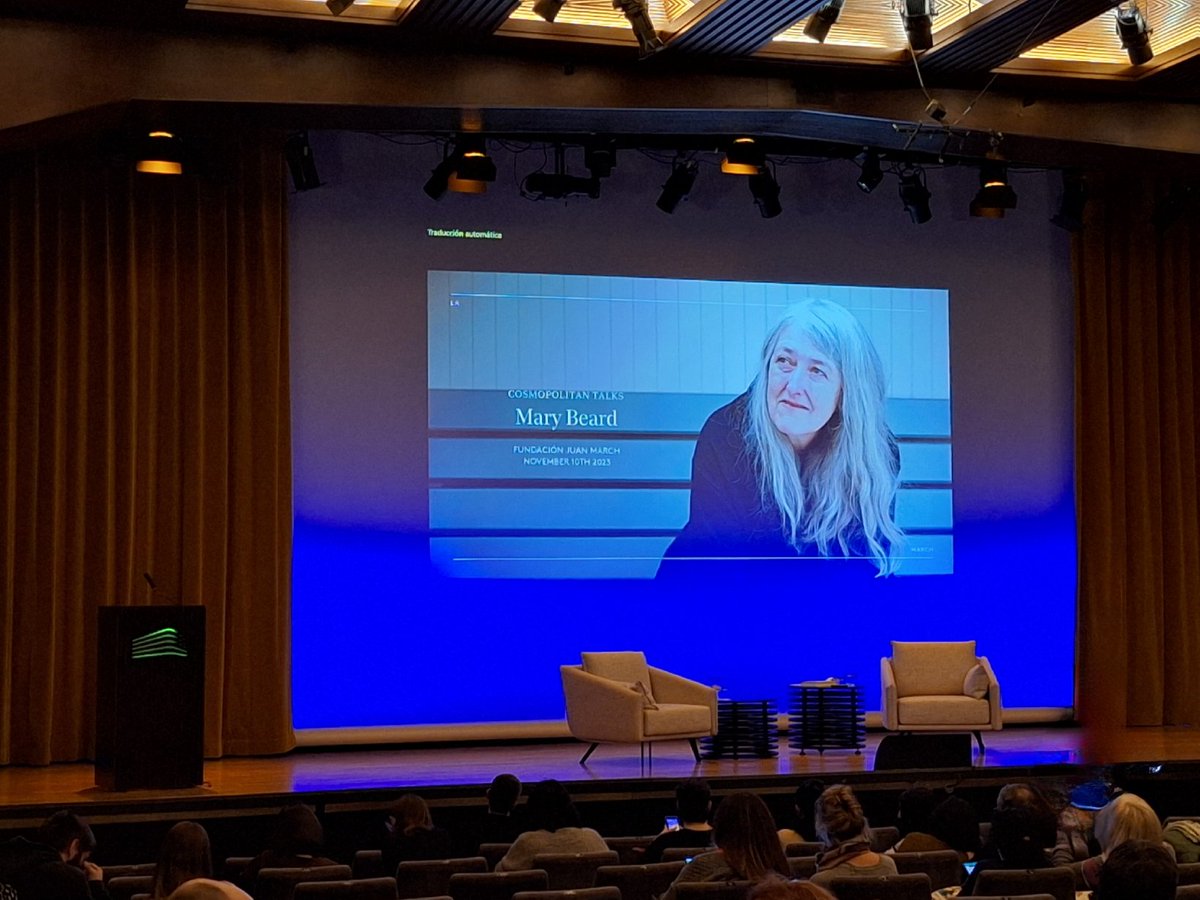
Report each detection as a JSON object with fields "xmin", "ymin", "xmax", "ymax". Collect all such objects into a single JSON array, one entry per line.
[
  {"xmin": 135, "ymin": 130, "xmax": 184, "ymax": 176},
  {"xmin": 722, "ymin": 137, "xmax": 764, "ymax": 175},
  {"xmin": 424, "ymin": 157, "xmax": 455, "ymax": 200},
  {"xmin": 748, "ymin": 170, "xmax": 782, "ymax": 218},
  {"xmin": 969, "ymin": 160, "xmax": 1018, "ymax": 218},
  {"xmin": 448, "ymin": 138, "xmax": 497, "ymax": 194},
  {"xmin": 903, "ymin": 0, "xmax": 936, "ymax": 51},
  {"xmin": 803, "ymin": 0, "xmax": 845, "ymax": 42},
  {"xmin": 898, "ymin": 168, "xmax": 932, "ymax": 224},
  {"xmin": 326, "ymin": 0, "xmax": 356, "ymax": 14},
  {"xmin": 1051, "ymin": 170, "xmax": 1087, "ymax": 232},
  {"xmin": 657, "ymin": 159, "xmax": 698, "ymax": 213},
  {"xmin": 856, "ymin": 150, "xmax": 883, "ymax": 193},
  {"xmin": 614, "ymin": 0, "xmax": 665, "ymax": 58},
  {"xmin": 532, "ymin": 0, "xmax": 567, "ymax": 21},
  {"xmin": 585, "ymin": 139, "xmax": 619, "ymax": 180},
  {"xmin": 284, "ymin": 132, "xmax": 321, "ymax": 192},
  {"xmin": 1115, "ymin": 2, "xmax": 1153, "ymax": 65}
]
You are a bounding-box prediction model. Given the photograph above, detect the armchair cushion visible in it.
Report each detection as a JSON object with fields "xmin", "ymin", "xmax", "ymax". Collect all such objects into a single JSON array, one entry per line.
[
  {"xmin": 891, "ymin": 641, "xmax": 977, "ymax": 696},
  {"xmin": 644, "ymin": 704, "xmax": 713, "ymax": 736},
  {"xmin": 582, "ymin": 652, "xmax": 655, "ymax": 702},
  {"xmin": 963, "ymin": 664, "xmax": 989, "ymax": 699},
  {"xmin": 897, "ymin": 695, "xmax": 992, "ymax": 726}
]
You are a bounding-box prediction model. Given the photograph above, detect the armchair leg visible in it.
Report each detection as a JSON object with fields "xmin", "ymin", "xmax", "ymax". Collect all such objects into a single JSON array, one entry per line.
[
  {"xmin": 972, "ymin": 731, "xmax": 985, "ymax": 754},
  {"xmin": 689, "ymin": 738, "xmax": 701, "ymax": 762},
  {"xmin": 579, "ymin": 743, "xmax": 599, "ymax": 765}
]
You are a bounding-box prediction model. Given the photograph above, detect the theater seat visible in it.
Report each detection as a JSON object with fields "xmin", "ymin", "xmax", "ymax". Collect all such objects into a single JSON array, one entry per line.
[
  {"xmin": 881, "ymin": 641, "xmax": 1002, "ymax": 753},
  {"xmin": 561, "ymin": 652, "xmax": 718, "ymax": 765}
]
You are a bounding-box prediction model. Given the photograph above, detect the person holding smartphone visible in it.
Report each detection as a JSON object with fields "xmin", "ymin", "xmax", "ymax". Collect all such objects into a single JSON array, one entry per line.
[{"xmin": 644, "ymin": 780, "xmax": 716, "ymax": 864}]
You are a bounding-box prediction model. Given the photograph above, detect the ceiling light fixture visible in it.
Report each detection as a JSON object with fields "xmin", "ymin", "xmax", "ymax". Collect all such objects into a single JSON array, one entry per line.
[
  {"xmin": 326, "ymin": 0, "xmax": 356, "ymax": 15},
  {"xmin": 1115, "ymin": 2, "xmax": 1153, "ymax": 65},
  {"xmin": 856, "ymin": 150, "xmax": 883, "ymax": 193},
  {"xmin": 423, "ymin": 136, "xmax": 497, "ymax": 199},
  {"xmin": 614, "ymin": 0, "xmax": 666, "ymax": 58},
  {"xmin": 969, "ymin": 160, "xmax": 1018, "ymax": 218},
  {"xmin": 532, "ymin": 0, "xmax": 567, "ymax": 22},
  {"xmin": 902, "ymin": 0, "xmax": 936, "ymax": 51},
  {"xmin": 898, "ymin": 168, "xmax": 932, "ymax": 224},
  {"xmin": 135, "ymin": 131, "xmax": 184, "ymax": 176},
  {"xmin": 656, "ymin": 159, "xmax": 698, "ymax": 214},
  {"xmin": 803, "ymin": 0, "xmax": 845, "ymax": 43},
  {"xmin": 722, "ymin": 137, "xmax": 764, "ymax": 176},
  {"xmin": 748, "ymin": 169, "xmax": 783, "ymax": 218}
]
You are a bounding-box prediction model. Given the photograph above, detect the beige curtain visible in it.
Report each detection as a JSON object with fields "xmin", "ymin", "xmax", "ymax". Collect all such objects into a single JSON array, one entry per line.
[
  {"xmin": 0, "ymin": 133, "xmax": 295, "ymax": 764},
  {"xmin": 1075, "ymin": 171, "xmax": 1200, "ymax": 735}
]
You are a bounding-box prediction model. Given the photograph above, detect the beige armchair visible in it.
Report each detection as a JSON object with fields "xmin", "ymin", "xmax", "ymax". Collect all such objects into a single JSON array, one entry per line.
[
  {"xmin": 880, "ymin": 640, "xmax": 1002, "ymax": 752},
  {"xmin": 561, "ymin": 651, "xmax": 718, "ymax": 764}
]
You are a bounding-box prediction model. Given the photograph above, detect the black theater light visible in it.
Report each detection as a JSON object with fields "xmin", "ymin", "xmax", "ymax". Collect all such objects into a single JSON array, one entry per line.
[
  {"xmin": 532, "ymin": 0, "xmax": 567, "ymax": 21},
  {"xmin": 656, "ymin": 159, "xmax": 698, "ymax": 213},
  {"xmin": 1115, "ymin": 2, "xmax": 1153, "ymax": 65},
  {"xmin": 898, "ymin": 168, "xmax": 932, "ymax": 224},
  {"xmin": 326, "ymin": 0, "xmax": 356, "ymax": 14},
  {"xmin": 585, "ymin": 139, "xmax": 619, "ymax": 179},
  {"xmin": 803, "ymin": 0, "xmax": 845, "ymax": 43},
  {"xmin": 969, "ymin": 160, "xmax": 1017, "ymax": 218},
  {"xmin": 448, "ymin": 136, "xmax": 497, "ymax": 194},
  {"xmin": 722, "ymin": 137, "xmax": 764, "ymax": 175},
  {"xmin": 856, "ymin": 150, "xmax": 883, "ymax": 193},
  {"xmin": 135, "ymin": 130, "xmax": 184, "ymax": 176},
  {"xmin": 284, "ymin": 132, "xmax": 321, "ymax": 192},
  {"xmin": 902, "ymin": 0, "xmax": 936, "ymax": 51},
  {"xmin": 748, "ymin": 170, "xmax": 783, "ymax": 218},
  {"xmin": 614, "ymin": 0, "xmax": 666, "ymax": 58}
]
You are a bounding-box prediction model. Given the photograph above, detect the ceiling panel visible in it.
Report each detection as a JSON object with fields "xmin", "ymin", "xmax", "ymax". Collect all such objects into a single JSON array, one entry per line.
[
  {"xmin": 668, "ymin": 0, "xmax": 827, "ymax": 55},
  {"xmin": 401, "ymin": 0, "xmax": 523, "ymax": 33},
  {"xmin": 506, "ymin": 0, "xmax": 695, "ymax": 28},
  {"xmin": 1018, "ymin": 0, "xmax": 1200, "ymax": 64},
  {"xmin": 771, "ymin": 0, "xmax": 984, "ymax": 50}
]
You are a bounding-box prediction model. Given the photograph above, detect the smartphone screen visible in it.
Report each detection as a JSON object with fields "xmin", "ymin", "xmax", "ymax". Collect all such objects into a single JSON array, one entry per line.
[
  {"xmin": 962, "ymin": 861, "xmax": 977, "ymax": 876},
  {"xmin": 665, "ymin": 815, "xmax": 680, "ymax": 831}
]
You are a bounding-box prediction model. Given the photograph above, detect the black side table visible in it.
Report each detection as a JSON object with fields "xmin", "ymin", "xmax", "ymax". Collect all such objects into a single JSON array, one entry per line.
[
  {"xmin": 701, "ymin": 699, "xmax": 779, "ymax": 759},
  {"xmin": 788, "ymin": 683, "xmax": 865, "ymax": 754}
]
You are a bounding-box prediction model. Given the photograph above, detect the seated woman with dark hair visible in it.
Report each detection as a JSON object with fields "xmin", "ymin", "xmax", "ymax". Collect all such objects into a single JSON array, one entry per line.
[
  {"xmin": 241, "ymin": 804, "xmax": 339, "ymax": 888},
  {"xmin": 662, "ymin": 792, "xmax": 790, "ymax": 900},
  {"xmin": 381, "ymin": 794, "xmax": 453, "ymax": 874},
  {"xmin": 889, "ymin": 795, "xmax": 980, "ymax": 861},
  {"xmin": 961, "ymin": 804, "xmax": 1055, "ymax": 895},
  {"xmin": 152, "ymin": 821, "xmax": 213, "ymax": 899},
  {"xmin": 777, "ymin": 779, "xmax": 825, "ymax": 849},
  {"xmin": 809, "ymin": 785, "xmax": 897, "ymax": 889},
  {"xmin": 495, "ymin": 780, "xmax": 608, "ymax": 871}
]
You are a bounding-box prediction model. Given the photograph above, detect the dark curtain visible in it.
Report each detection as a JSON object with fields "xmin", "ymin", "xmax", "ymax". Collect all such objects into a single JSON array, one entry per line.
[
  {"xmin": 0, "ymin": 134, "xmax": 294, "ymax": 764},
  {"xmin": 1076, "ymin": 171, "xmax": 1200, "ymax": 736}
]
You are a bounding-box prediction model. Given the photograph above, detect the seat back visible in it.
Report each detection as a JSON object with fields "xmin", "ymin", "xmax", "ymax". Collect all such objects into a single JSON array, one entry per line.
[
  {"xmin": 103, "ymin": 863, "xmax": 156, "ymax": 883},
  {"xmin": 479, "ymin": 844, "xmax": 513, "ymax": 871},
  {"xmin": 594, "ymin": 862, "xmax": 684, "ymax": 900},
  {"xmin": 531, "ymin": 851, "xmax": 620, "ymax": 890},
  {"xmin": 107, "ymin": 875, "xmax": 155, "ymax": 900},
  {"xmin": 354, "ymin": 850, "xmax": 386, "ymax": 878},
  {"xmin": 671, "ymin": 881, "xmax": 753, "ymax": 900},
  {"xmin": 661, "ymin": 848, "xmax": 707, "ymax": 863},
  {"xmin": 1180, "ymin": 863, "xmax": 1200, "ymax": 886},
  {"xmin": 787, "ymin": 857, "xmax": 817, "ymax": 880},
  {"xmin": 889, "ymin": 849, "xmax": 963, "ymax": 889},
  {"xmin": 1177, "ymin": 885, "xmax": 1200, "ymax": 899},
  {"xmin": 603, "ymin": 836, "xmax": 655, "ymax": 865},
  {"xmin": 580, "ymin": 652, "xmax": 652, "ymax": 689},
  {"xmin": 223, "ymin": 856, "xmax": 256, "ymax": 882},
  {"xmin": 973, "ymin": 866, "xmax": 1075, "ymax": 900},
  {"xmin": 783, "ymin": 842, "xmax": 824, "ymax": 857},
  {"xmin": 397, "ymin": 858, "xmax": 489, "ymax": 898},
  {"xmin": 826, "ymin": 873, "xmax": 932, "ymax": 900},
  {"xmin": 966, "ymin": 895, "xmax": 1056, "ymax": 900},
  {"xmin": 889, "ymin": 642, "xmax": 978, "ymax": 697},
  {"xmin": 513, "ymin": 887, "xmax": 622, "ymax": 900},
  {"xmin": 295, "ymin": 878, "xmax": 402, "ymax": 899},
  {"xmin": 448, "ymin": 869, "xmax": 550, "ymax": 900},
  {"xmin": 868, "ymin": 827, "xmax": 900, "ymax": 853},
  {"xmin": 256, "ymin": 866, "xmax": 355, "ymax": 900}
]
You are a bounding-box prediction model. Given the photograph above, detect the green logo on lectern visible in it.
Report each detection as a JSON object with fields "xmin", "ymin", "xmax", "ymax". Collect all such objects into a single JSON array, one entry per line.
[{"xmin": 131, "ymin": 627, "xmax": 188, "ymax": 660}]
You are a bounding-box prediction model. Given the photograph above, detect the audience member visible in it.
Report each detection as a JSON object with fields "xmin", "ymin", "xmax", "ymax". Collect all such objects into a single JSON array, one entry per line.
[
  {"xmin": 747, "ymin": 874, "xmax": 836, "ymax": 900},
  {"xmin": 1095, "ymin": 839, "xmax": 1177, "ymax": 900},
  {"xmin": 1050, "ymin": 781, "xmax": 1105, "ymax": 865},
  {"xmin": 1080, "ymin": 792, "xmax": 1166, "ymax": 890},
  {"xmin": 889, "ymin": 787, "xmax": 943, "ymax": 853},
  {"xmin": 644, "ymin": 779, "xmax": 715, "ymax": 864},
  {"xmin": 810, "ymin": 785, "xmax": 897, "ymax": 889},
  {"xmin": 926, "ymin": 795, "xmax": 981, "ymax": 861},
  {"xmin": 382, "ymin": 793, "xmax": 453, "ymax": 873},
  {"xmin": 961, "ymin": 804, "xmax": 1055, "ymax": 895},
  {"xmin": 662, "ymin": 792, "xmax": 789, "ymax": 900},
  {"xmin": 777, "ymin": 780, "xmax": 825, "ymax": 848},
  {"xmin": 496, "ymin": 780, "xmax": 608, "ymax": 871},
  {"xmin": 1163, "ymin": 818, "xmax": 1200, "ymax": 863},
  {"xmin": 241, "ymin": 804, "xmax": 339, "ymax": 887},
  {"xmin": 469, "ymin": 774, "xmax": 524, "ymax": 852},
  {"xmin": 152, "ymin": 821, "xmax": 213, "ymax": 899},
  {"xmin": 976, "ymin": 782, "xmax": 1058, "ymax": 861},
  {"xmin": 0, "ymin": 810, "xmax": 108, "ymax": 900},
  {"xmin": 167, "ymin": 879, "xmax": 253, "ymax": 900}
]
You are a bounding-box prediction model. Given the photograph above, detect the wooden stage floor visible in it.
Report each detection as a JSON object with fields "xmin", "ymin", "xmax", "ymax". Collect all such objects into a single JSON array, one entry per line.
[{"xmin": 3, "ymin": 724, "xmax": 1199, "ymax": 828}]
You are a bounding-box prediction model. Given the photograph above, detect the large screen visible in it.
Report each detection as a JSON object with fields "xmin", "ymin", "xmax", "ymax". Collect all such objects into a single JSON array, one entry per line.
[{"xmin": 289, "ymin": 132, "xmax": 1076, "ymax": 733}]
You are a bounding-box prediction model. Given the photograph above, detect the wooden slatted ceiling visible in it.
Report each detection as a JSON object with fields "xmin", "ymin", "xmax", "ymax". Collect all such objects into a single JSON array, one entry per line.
[
  {"xmin": 400, "ymin": 0, "xmax": 523, "ymax": 32},
  {"xmin": 772, "ymin": 0, "xmax": 980, "ymax": 50},
  {"xmin": 1018, "ymin": 0, "xmax": 1200, "ymax": 64},
  {"xmin": 507, "ymin": 0, "xmax": 695, "ymax": 27},
  {"xmin": 920, "ymin": 0, "xmax": 1122, "ymax": 76},
  {"xmin": 668, "ymin": 0, "xmax": 830, "ymax": 54}
]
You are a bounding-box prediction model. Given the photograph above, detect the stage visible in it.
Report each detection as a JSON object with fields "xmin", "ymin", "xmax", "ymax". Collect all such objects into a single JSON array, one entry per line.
[{"xmin": 2, "ymin": 723, "xmax": 1200, "ymax": 864}]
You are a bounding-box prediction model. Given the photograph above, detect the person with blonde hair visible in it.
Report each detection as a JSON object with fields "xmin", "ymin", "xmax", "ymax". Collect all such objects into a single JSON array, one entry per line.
[
  {"xmin": 810, "ymin": 785, "xmax": 897, "ymax": 889},
  {"xmin": 1080, "ymin": 793, "xmax": 1167, "ymax": 889},
  {"xmin": 662, "ymin": 792, "xmax": 789, "ymax": 900},
  {"xmin": 381, "ymin": 793, "xmax": 452, "ymax": 872},
  {"xmin": 661, "ymin": 299, "xmax": 902, "ymax": 576}
]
